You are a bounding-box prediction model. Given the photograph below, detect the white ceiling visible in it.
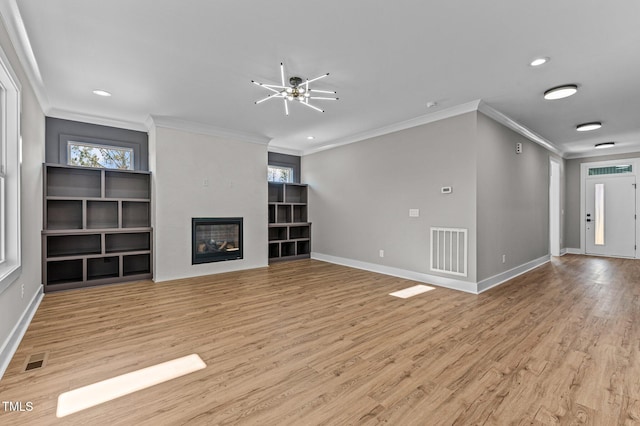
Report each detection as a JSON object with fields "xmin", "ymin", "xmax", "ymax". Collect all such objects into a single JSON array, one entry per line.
[{"xmin": 5, "ymin": 0, "xmax": 640, "ymax": 157}]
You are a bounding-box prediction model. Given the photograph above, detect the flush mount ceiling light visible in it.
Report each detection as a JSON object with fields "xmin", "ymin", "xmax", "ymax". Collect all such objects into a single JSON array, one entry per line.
[
  {"xmin": 306, "ymin": 136, "xmax": 315, "ymax": 140},
  {"xmin": 595, "ymin": 142, "xmax": 615, "ymax": 149},
  {"xmin": 530, "ymin": 57, "xmax": 549, "ymax": 67},
  {"xmin": 576, "ymin": 122, "xmax": 602, "ymax": 132},
  {"xmin": 543, "ymin": 84, "xmax": 578, "ymax": 100},
  {"xmin": 92, "ymin": 89, "xmax": 112, "ymax": 97},
  {"xmin": 252, "ymin": 63, "xmax": 338, "ymax": 115}
]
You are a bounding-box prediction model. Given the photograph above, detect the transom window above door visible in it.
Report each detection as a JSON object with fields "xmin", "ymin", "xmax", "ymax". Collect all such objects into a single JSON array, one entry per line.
[{"xmin": 588, "ymin": 165, "xmax": 632, "ymax": 176}]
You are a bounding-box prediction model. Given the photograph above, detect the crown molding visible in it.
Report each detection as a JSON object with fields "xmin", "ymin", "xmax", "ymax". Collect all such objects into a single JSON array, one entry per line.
[
  {"xmin": 478, "ymin": 101, "xmax": 564, "ymax": 157},
  {"xmin": 0, "ymin": 0, "xmax": 50, "ymax": 111},
  {"xmin": 267, "ymin": 145, "xmax": 303, "ymax": 156},
  {"xmin": 47, "ymin": 108, "xmax": 148, "ymax": 132},
  {"xmin": 301, "ymin": 100, "xmax": 482, "ymax": 156},
  {"xmin": 147, "ymin": 115, "xmax": 271, "ymax": 146},
  {"xmin": 564, "ymin": 148, "xmax": 640, "ymax": 160}
]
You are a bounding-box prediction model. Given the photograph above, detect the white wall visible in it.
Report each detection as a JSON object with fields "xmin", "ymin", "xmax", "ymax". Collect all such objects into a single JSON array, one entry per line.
[
  {"xmin": 0, "ymin": 15, "xmax": 45, "ymax": 376},
  {"xmin": 149, "ymin": 126, "xmax": 268, "ymax": 282}
]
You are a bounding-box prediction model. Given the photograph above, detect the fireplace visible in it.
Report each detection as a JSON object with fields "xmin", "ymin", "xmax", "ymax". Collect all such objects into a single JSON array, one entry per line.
[{"xmin": 192, "ymin": 217, "xmax": 243, "ymax": 264}]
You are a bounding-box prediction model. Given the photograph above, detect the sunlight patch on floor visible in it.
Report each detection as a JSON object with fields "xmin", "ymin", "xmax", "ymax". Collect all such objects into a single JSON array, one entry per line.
[
  {"xmin": 389, "ymin": 284, "xmax": 435, "ymax": 299},
  {"xmin": 57, "ymin": 354, "xmax": 206, "ymax": 418}
]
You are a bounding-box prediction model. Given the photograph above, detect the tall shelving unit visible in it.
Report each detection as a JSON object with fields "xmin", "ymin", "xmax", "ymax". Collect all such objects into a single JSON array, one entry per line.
[
  {"xmin": 42, "ymin": 164, "xmax": 153, "ymax": 292},
  {"xmin": 268, "ymin": 182, "xmax": 311, "ymax": 262}
]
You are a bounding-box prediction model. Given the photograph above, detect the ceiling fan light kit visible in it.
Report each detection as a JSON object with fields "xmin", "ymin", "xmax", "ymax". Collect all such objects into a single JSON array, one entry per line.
[{"xmin": 252, "ymin": 63, "xmax": 338, "ymax": 115}]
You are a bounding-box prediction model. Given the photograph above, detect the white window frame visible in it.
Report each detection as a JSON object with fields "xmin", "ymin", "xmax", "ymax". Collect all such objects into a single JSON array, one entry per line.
[{"xmin": 0, "ymin": 43, "xmax": 22, "ymax": 295}]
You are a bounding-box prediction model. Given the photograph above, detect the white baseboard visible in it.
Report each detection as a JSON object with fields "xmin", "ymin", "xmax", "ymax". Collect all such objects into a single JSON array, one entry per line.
[
  {"xmin": 0, "ymin": 285, "xmax": 44, "ymax": 381},
  {"xmin": 311, "ymin": 253, "xmax": 556, "ymax": 295},
  {"xmin": 311, "ymin": 252, "xmax": 478, "ymax": 294},
  {"xmin": 476, "ymin": 255, "xmax": 550, "ymax": 293},
  {"xmin": 564, "ymin": 248, "xmax": 583, "ymax": 254},
  {"xmin": 559, "ymin": 248, "xmax": 568, "ymax": 256}
]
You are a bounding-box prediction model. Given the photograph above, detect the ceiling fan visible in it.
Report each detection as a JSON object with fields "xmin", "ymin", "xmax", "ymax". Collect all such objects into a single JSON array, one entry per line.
[{"xmin": 252, "ymin": 63, "xmax": 338, "ymax": 115}]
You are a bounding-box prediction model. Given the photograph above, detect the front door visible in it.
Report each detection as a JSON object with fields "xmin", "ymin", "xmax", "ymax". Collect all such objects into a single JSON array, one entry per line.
[{"xmin": 585, "ymin": 175, "xmax": 636, "ymax": 257}]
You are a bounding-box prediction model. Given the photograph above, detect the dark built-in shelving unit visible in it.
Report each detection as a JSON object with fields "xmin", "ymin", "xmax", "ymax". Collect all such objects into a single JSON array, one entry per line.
[
  {"xmin": 42, "ymin": 164, "xmax": 153, "ymax": 292},
  {"xmin": 268, "ymin": 182, "xmax": 311, "ymax": 263}
]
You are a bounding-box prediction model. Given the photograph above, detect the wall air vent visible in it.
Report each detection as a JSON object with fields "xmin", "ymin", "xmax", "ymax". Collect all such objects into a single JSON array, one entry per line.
[{"xmin": 430, "ymin": 227, "xmax": 468, "ymax": 277}]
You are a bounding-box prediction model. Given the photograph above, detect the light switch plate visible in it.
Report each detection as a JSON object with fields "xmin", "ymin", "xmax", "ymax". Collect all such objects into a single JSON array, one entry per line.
[{"xmin": 409, "ymin": 209, "xmax": 419, "ymax": 217}]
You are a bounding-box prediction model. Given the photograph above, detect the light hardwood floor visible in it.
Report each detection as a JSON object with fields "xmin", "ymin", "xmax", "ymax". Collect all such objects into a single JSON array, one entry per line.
[{"xmin": 1, "ymin": 255, "xmax": 639, "ymax": 425}]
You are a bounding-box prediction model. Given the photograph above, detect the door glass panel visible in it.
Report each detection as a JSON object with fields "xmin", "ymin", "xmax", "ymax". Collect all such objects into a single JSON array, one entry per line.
[{"xmin": 594, "ymin": 183, "xmax": 605, "ymax": 245}]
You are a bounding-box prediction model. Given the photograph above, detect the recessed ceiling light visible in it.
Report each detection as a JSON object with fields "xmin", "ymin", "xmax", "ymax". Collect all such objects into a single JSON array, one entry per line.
[
  {"xmin": 543, "ymin": 84, "xmax": 578, "ymax": 100},
  {"xmin": 530, "ymin": 57, "xmax": 549, "ymax": 67},
  {"xmin": 595, "ymin": 142, "xmax": 615, "ymax": 149},
  {"xmin": 576, "ymin": 122, "xmax": 602, "ymax": 132},
  {"xmin": 307, "ymin": 136, "xmax": 315, "ymax": 140},
  {"xmin": 92, "ymin": 90, "xmax": 112, "ymax": 97}
]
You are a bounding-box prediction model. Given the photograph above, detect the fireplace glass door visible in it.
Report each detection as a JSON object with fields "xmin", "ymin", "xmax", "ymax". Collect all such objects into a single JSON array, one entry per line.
[{"xmin": 192, "ymin": 218, "xmax": 243, "ymax": 264}]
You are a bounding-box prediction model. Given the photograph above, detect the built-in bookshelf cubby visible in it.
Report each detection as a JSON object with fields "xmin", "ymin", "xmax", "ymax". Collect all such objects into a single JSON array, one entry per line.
[
  {"xmin": 87, "ymin": 201, "xmax": 118, "ymax": 229},
  {"xmin": 46, "ymin": 200, "xmax": 83, "ymax": 229},
  {"xmin": 268, "ymin": 182, "xmax": 311, "ymax": 262},
  {"xmin": 42, "ymin": 164, "xmax": 153, "ymax": 292}
]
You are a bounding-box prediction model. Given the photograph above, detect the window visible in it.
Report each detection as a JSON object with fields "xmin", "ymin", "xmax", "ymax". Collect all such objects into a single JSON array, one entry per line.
[
  {"xmin": 588, "ymin": 165, "xmax": 632, "ymax": 176},
  {"xmin": 68, "ymin": 141, "xmax": 134, "ymax": 170},
  {"xmin": 0, "ymin": 44, "xmax": 22, "ymax": 293},
  {"xmin": 268, "ymin": 165, "xmax": 294, "ymax": 183},
  {"xmin": 594, "ymin": 183, "xmax": 605, "ymax": 245}
]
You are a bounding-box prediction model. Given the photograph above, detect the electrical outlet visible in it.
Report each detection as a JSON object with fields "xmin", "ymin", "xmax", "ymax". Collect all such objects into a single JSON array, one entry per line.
[
  {"xmin": 379, "ymin": 250, "xmax": 384, "ymax": 258},
  {"xmin": 203, "ymin": 178, "xmax": 209, "ymax": 187},
  {"xmin": 502, "ymin": 254, "xmax": 506, "ymax": 264}
]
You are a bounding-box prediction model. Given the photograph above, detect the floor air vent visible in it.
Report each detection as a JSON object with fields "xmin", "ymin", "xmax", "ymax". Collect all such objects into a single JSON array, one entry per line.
[{"xmin": 23, "ymin": 352, "xmax": 49, "ymax": 372}]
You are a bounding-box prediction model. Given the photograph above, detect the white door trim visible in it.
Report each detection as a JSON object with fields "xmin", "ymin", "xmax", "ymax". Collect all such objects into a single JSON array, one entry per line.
[
  {"xmin": 549, "ymin": 158, "xmax": 561, "ymax": 256},
  {"xmin": 580, "ymin": 157, "xmax": 639, "ymax": 258}
]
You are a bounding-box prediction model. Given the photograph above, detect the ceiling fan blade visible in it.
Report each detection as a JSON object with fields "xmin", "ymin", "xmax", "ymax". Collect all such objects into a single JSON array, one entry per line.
[
  {"xmin": 280, "ymin": 63, "xmax": 286, "ymax": 87},
  {"xmin": 255, "ymin": 93, "xmax": 283, "ymax": 104},
  {"xmin": 284, "ymin": 99, "xmax": 289, "ymax": 115},
  {"xmin": 304, "ymin": 73, "xmax": 330, "ymax": 85},
  {"xmin": 252, "ymin": 81, "xmax": 281, "ymax": 94},
  {"xmin": 262, "ymin": 84, "xmax": 288, "ymax": 89},
  {"xmin": 309, "ymin": 89, "xmax": 337, "ymax": 94},
  {"xmin": 308, "ymin": 97, "xmax": 339, "ymax": 100},
  {"xmin": 300, "ymin": 101, "xmax": 324, "ymax": 113}
]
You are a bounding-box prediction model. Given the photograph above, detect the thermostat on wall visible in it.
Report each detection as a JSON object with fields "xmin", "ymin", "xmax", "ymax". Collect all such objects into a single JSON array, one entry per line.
[{"xmin": 441, "ymin": 186, "xmax": 452, "ymax": 194}]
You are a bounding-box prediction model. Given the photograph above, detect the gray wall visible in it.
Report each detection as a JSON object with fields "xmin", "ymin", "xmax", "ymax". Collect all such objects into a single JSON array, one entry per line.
[
  {"xmin": 0, "ymin": 15, "xmax": 46, "ymax": 370},
  {"xmin": 564, "ymin": 151, "xmax": 640, "ymax": 248},
  {"xmin": 302, "ymin": 112, "xmax": 478, "ymax": 282},
  {"xmin": 476, "ymin": 113, "xmax": 561, "ymax": 281},
  {"xmin": 45, "ymin": 117, "xmax": 149, "ymax": 170}
]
